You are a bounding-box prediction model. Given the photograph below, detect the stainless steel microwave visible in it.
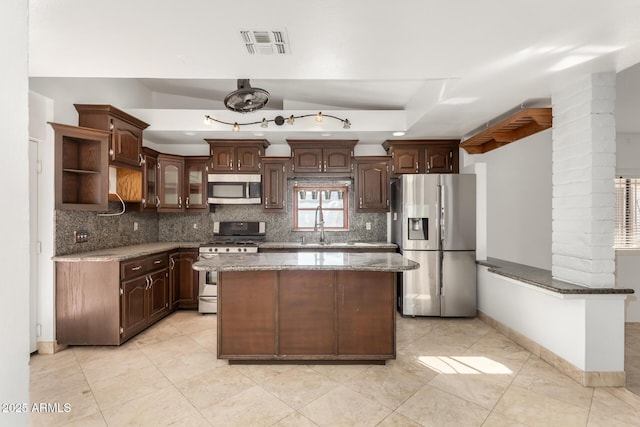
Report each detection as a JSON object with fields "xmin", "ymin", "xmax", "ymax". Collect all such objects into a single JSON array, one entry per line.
[{"xmin": 207, "ymin": 174, "xmax": 262, "ymax": 204}]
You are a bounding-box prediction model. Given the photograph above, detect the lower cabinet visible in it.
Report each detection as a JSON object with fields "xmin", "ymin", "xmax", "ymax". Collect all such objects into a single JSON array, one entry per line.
[
  {"xmin": 56, "ymin": 252, "xmax": 171, "ymax": 345},
  {"xmin": 217, "ymin": 270, "xmax": 396, "ymax": 361},
  {"xmin": 169, "ymin": 249, "xmax": 199, "ymax": 310},
  {"xmin": 121, "ymin": 268, "xmax": 170, "ymax": 341}
]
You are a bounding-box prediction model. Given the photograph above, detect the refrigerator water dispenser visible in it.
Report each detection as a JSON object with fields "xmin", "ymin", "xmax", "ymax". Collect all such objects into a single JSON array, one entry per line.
[{"xmin": 408, "ymin": 218, "xmax": 428, "ymax": 240}]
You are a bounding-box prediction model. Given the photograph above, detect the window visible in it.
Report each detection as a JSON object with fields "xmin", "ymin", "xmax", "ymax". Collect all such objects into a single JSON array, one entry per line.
[
  {"xmin": 615, "ymin": 178, "xmax": 640, "ymax": 248},
  {"xmin": 293, "ymin": 185, "xmax": 349, "ymax": 231}
]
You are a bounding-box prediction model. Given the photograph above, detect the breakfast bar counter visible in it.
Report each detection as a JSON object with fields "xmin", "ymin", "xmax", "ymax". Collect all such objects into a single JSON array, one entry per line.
[{"xmin": 193, "ymin": 252, "xmax": 419, "ymax": 363}]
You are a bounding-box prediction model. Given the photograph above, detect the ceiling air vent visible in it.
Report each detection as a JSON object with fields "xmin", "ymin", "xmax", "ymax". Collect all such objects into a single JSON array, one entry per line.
[{"xmin": 239, "ymin": 29, "xmax": 290, "ymax": 55}]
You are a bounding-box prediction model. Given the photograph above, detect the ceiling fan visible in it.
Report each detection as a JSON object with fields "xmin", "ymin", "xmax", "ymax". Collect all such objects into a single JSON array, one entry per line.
[{"xmin": 223, "ymin": 79, "xmax": 270, "ymax": 113}]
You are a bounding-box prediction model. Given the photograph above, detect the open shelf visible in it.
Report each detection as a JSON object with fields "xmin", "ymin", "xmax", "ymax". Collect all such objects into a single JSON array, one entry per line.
[
  {"xmin": 460, "ymin": 108, "xmax": 552, "ymax": 154},
  {"xmin": 51, "ymin": 122, "xmax": 110, "ymax": 211}
]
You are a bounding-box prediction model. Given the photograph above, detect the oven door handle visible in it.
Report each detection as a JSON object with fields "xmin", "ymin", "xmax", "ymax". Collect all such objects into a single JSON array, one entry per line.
[{"xmin": 199, "ymin": 296, "xmax": 217, "ymax": 302}]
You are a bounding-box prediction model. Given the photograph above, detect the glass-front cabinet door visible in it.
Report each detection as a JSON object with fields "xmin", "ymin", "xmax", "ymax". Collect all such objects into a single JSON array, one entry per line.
[
  {"xmin": 185, "ymin": 157, "xmax": 208, "ymax": 211},
  {"xmin": 158, "ymin": 154, "xmax": 184, "ymax": 212}
]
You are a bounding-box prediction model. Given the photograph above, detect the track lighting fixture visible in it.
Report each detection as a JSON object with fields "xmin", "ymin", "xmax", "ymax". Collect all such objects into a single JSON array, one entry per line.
[{"xmin": 203, "ymin": 112, "xmax": 351, "ymax": 132}]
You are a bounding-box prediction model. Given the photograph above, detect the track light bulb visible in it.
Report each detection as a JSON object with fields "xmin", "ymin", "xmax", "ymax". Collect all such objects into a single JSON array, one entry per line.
[
  {"xmin": 232, "ymin": 122, "xmax": 240, "ymax": 132},
  {"xmin": 261, "ymin": 118, "xmax": 268, "ymax": 128},
  {"xmin": 343, "ymin": 119, "xmax": 351, "ymax": 129},
  {"xmin": 316, "ymin": 112, "xmax": 323, "ymax": 122},
  {"xmin": 204, "ymin": 115, "xmax": 211, "ymax": 125},
  {"xmin": 287, "ymin": 115, "xmax": 295, "ymax": 125}
]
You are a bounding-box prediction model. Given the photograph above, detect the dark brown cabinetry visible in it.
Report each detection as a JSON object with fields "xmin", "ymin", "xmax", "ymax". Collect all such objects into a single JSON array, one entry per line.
[
  {"xmin": 383, "ymin": 140, "xmax": 459, "ymax": 175},
  {"xmin": 56, "ymin": 252, "xmax": 170, "ymax": 345},
  {"xmin": 169, "ymin": 250, "xmax": 199, "ymax": 310},
  {"xmin": 288, "ymin": 140, "xmax": 357, "ymax": 175},
  {"xmin": 184, "ymin": 157, "xmax": 209, "ymax": 211},
  {"xmin": 217, "ymin": 269, "xmax": 395, "ymax": 361},
  {"xmin": 120, "ymin": 253, "xmax": 169, "ymax": 341},
  {"xmin": 75, "ymin": 104, "xmax": 149, "ymax": 170},
  {"xmin": 354, "ymin": 156, "xmax": 390, "ymax": 212},
  {"xmin": 141, "ymin": 147, "xmax": 159, "ymax": 211},
  {"xmin": 51, "ymin": 122, "xmax": 110, "ymax": 211},
  {"xmin": 205, "ymin": 139, "xmax": 269, "ymax": 173},
  {"xmin": 157, "ymin": 154, "xmax": 185, "ymax": 212},
  {"xmin": 262, "ymin": 157, "xmax": 288, "ymax": 211}
]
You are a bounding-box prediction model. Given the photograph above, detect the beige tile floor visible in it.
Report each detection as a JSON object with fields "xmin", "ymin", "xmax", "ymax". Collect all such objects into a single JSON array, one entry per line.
[{"xmin": 29, "ymin": 312, "xmax": 640, "ymax": 427}]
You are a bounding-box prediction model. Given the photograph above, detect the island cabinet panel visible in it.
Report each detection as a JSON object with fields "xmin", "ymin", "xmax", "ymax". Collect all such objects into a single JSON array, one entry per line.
[
  {"xmin": 278, "ymin": 271, "xmax": 335, "ymax": 355},
  {"xmin": 218, "ymin": 271, "xmax": 277, "ymax": 357},
  {"xmin": 216, "ymin": 269, "xmax": 396, "ymax": 362},
  {"xmin": 337, "ymin": 271, "xmax": 395, "ymax": 356}
]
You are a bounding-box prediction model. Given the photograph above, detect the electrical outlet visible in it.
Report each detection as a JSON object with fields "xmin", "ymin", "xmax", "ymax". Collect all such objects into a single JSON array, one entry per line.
[
  {"xmin": 193, "ymin": 223, "xmax": 198, "ymax": 229},
  {"xmin": 133, "ymin": 222, "xmax": 139, "ymax": 231},
  {"xmin": 365, "ymin": 222, "xmax": 372, "ymax": 230},
  {"xmin": 73, "ymin": 230, "xmax": 89, "ymax": 243}
]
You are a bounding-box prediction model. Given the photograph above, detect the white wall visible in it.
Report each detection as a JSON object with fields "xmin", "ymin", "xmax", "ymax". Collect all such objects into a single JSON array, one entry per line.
[
  {"xmin": 615, "ymin": 132, "xmax": 640, "ymax": 322},
  {"xmin": 1, "ymin": 1, "xmax": 30, "ymax": 425},
  {"xmin": 29, "ymin": 92, "xmax": 56, "ymax": 346},
  {"xmin": 468, "ymin": 130, "xmax": 553, "ymax": 269}
]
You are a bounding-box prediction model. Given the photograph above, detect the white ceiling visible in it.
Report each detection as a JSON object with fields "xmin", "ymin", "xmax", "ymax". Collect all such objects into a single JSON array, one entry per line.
[{"xmin": 28, "ymin": 0, "xmax": 640, "ymax": 147}]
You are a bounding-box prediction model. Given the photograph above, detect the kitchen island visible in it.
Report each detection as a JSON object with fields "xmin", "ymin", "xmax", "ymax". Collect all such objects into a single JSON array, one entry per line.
[{"xmin": 193, "ymin": 252, "xmax": 419, "ymax": 363}]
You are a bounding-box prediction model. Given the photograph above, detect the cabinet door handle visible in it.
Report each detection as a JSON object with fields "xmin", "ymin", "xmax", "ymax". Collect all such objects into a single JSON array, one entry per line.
[
  {"xmin": 237, "ymin": 160, "xmax": 241, "ymax": 169},
  {"xmin": 185, "ymin": 197, "xmax": 190, "ymax": 208},
  {"xmin": 359, "ymin": 197, "xmax": 363, "ymax": 208},
  {"xmin": 178, "ymin": 196, "xmax": 182, "ymax": 208},
  {"xmin": 156, "ymin": 196, "xmax": 160, "ymax": 208},
  {"xmin": 139, "ymin": 154, "xmax": 145, "ymax": 166},
  {"xmin": 416, "ymin": 161, "xmax": 419, "ymax": 173},
  {"xmin": 426, "ymin": 161, "xmax": 430, "ymax": 173},
  {"xmin": 229, "ymin": 160, "xmax": 233, "ymax": 169},
  {"xmin": 170, "ymin": 258, "xmax": 175, "ymax": 269}
]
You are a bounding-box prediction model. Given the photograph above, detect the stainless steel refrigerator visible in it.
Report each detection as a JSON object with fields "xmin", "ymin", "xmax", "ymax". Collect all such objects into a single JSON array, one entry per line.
[{"xmin": 391, "ymin": 174, "xmax": 476, "ymax": 317}]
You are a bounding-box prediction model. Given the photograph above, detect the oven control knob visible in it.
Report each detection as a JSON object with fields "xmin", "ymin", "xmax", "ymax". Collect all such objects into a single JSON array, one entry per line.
[
  {"xmin": 237, "ymin": 248, "xmax": 242, "ymax": 252},
  {"xmin": 225, "ymin": 248, "xmax": 230, "ymax": 252}
]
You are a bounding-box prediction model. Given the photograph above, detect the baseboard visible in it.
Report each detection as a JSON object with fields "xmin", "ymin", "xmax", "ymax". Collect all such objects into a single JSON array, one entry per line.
[
  {"xmin": 37, "ymin": 341, "xmax": 67, "ymax": 355},
  {"xmin": 477, "ymin": 310, "xmax": 626, "ymax": 387}
]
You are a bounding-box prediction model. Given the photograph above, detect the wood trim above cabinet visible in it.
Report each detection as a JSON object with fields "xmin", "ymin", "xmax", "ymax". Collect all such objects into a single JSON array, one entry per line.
[{"xmin": 460, "ymin": 107, "xmax": 552, "ymax": 154}]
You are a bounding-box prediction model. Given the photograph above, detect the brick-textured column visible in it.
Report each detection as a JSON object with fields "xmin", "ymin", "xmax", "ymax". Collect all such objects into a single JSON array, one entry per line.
[{"xmin": 552, "ymin": 72, "xmax": 616, "ymax": 287}]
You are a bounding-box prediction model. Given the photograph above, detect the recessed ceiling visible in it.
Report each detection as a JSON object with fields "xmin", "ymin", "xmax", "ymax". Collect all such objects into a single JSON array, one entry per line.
[{"xmin": 27, "ymin": 0, "xmax": 640, "ymax": 148}]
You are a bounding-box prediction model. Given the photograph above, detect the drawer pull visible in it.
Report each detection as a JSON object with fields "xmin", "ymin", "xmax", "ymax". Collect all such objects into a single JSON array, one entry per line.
[
  {"xmin": 131, "ymin": 265, "xmax": 143, "ymax": 271},
  {"xmin": 153, "ymin": 260, "xmax": 162, "ymax": 264}
]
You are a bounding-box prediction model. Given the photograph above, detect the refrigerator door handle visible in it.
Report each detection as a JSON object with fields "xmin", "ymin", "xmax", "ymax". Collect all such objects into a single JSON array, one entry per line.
[{"xmin": 440, "ymin": 184, "xmax": 445, "ymax": 245}]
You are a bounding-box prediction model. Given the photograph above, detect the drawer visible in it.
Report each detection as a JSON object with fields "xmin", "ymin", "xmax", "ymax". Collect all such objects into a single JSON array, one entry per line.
[{"xmin": 121, "ymin": 252, "xmax": 168, "ymax": 280}]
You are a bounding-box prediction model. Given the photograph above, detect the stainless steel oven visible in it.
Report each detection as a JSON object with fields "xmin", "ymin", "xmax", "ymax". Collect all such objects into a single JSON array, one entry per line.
[{"xmin": 197, "ymin": 221, "xmax": 265, "ymax": 313}]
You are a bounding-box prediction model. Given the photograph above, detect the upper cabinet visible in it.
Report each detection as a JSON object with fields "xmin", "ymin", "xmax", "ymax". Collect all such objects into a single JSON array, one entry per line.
[
  {"xmin": 262, "ymin": 157, "xmax": 289, "ymax": 212},
  {"xmin": 51, "ymin": 122, "xmax": 110, "ymax": 211},
  {"xmin": 184, "ymin": 156, "xmax": 209, "ymax": 211},
  {"xmin": 157, "ymin": 154, "xmax": 185, "ymax": 213},
  {"xmin": 75, "ymin": 104, "xmax": 149, "ymax": 170},
  {"xmin": 205, "ymin": 139, "xmax": 269, "ymax": 173},
  {"xmin": 354, "ymin": 156, "xmax": 391, "ymax": 213},
  {"xmin": 287, "ymin": 140, "xmax": 357, "ymax": 176},
  {"xmin": 141, "ymin": 147, "xmax": 159, "ymax": 211},
  {"xmin": 383, "ymin": 140, "xmax": 459, "ymax": 175},
  {"xmin": 156, "ymin": 154, "xmax": 209, "ymax": 213}
]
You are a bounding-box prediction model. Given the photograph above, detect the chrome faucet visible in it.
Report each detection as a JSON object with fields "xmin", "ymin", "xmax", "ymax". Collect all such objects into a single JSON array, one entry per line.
[{"xmin": 314, "ymin": 205, "xmax": 326, "ymax": 243}]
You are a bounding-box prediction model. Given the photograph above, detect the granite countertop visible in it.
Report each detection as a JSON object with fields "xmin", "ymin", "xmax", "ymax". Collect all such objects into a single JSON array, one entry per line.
[
  {"xmin": 259, "ymin": 241, "xmax": 397, "ymax": 249},
  {"xmin": 193, "ymin": 251, "xmax": 419, "ymax": 272},
  {"xmin": 52, "ymin": 242, "xmax": 204, "ymax": 262},
  {"xmin": 478, "ymin": 257, "xmax": 634, "ymax": 295}
]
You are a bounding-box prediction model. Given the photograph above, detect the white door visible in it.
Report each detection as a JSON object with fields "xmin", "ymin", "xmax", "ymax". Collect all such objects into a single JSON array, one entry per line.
[{"xmin": 29, "ymin": 138, "xmax": 39, "ymax": 353}]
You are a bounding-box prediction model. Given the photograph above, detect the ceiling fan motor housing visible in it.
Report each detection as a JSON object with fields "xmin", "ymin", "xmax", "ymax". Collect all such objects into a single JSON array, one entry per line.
[{"xmin": 224, "ymin": 79, "xmax": 270, "ymax": 113}]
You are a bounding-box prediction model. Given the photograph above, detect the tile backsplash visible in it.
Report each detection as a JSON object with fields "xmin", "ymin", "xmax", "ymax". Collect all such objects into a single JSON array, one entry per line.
[{"xmin": 56, "ymin": 178, "xmax": 388, "ymax": 255}]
